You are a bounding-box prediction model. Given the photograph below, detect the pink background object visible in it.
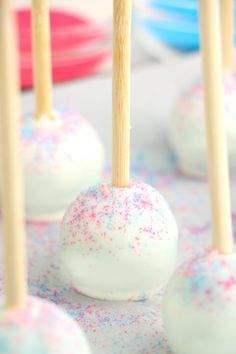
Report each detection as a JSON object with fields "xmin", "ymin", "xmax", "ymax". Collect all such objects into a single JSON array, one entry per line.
[{"xmin": 17, "ymin": 8, "xmax": 111, "ymax": 89}]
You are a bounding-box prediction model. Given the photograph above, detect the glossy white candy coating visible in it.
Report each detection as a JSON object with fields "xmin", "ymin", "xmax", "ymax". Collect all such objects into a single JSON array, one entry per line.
[
  {"xmin": 60, "ymin": 180, "xmax": 178, "ymax": 301},
  {"xmin": 0, "ymin": 296, "xmax": 91, "ymax": 354},
  {"xmin": 169, "ymin": 75, "xmax": 236, "ymax": 177},
  {"xmin": 163, "ymin": 251, "xmax": 236, "ymax": 354},
  {"xmin": 22, "ymin": 110, "xmax": 104, "ymax": 221}
]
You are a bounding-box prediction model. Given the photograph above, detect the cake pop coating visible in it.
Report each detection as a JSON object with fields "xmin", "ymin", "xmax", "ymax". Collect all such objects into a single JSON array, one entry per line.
[
  {"xmin": 169, "ymin": 74, "xmax": 236, "ymax": 177},
  {"xmin": 60, "ymin": 179, "xmax": 178, "ymax": 301},
  {"xmin": 162, "ymin": 250, "xmax": 236, "ymax": 354},
  {"xmin": 0, "ymin": 296, "xmax": 91, "ymax": 353},
  {"xmin": 22, "ymin": 109, "xmax": 104, "ymax": 221}
]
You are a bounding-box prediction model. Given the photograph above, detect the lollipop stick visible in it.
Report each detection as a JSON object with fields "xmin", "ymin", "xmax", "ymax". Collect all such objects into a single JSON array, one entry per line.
[
  {"xmin": 221, "ymin": 0, "xmax": 234, "ymax": 73},
  {"xmin": 112, "ymin": 0, "xmax": 132, "ymax": 187},
  {"xmin": 0, "ymin": 0, "xmax": 27, "ymax": 307},
  {"xmin": 199, "ymin": 0, "xmax": 233, "ymax": 254},
  {"xmin": 32, "ymin": 0, "xmax": 53, "ymax": 119}
]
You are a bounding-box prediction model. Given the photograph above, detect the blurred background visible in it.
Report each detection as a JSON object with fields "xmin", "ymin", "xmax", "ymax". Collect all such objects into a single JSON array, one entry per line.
[{"xmin": 16, "ymin": 0, "xmax": 234, "ymax": 89}]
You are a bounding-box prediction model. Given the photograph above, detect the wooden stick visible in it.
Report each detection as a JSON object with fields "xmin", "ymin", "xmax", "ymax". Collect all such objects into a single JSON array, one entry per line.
[
  {"xmin": 0, "ymin": 0, "xmax": 27, "ymax": 307},
  {"xmin": 112, "ymin": 0, "xmax": 132, "ymax": 187},
  {"xmin": 199, "ymin": 0, "xmax": 233, "ymax": 254},
  {"xmin": 221, "ymin": 0, "xmax": 234, "ymax": 73},
  {"xmin": 32, "ymin": 0, "xmax": 53, "ymax": 119}
]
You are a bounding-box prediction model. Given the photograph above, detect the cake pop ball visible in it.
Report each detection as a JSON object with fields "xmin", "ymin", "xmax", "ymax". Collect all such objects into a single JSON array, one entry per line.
[
  {"xmin": 162, "ymin": 250, "xmax": 236, "ymax": 354},
  {"xmin": 22, "ymin": 109, "xmax": 104, "ymax": 221},
  {"xmin": 60, "ymin": 179, "xmax": 178, "ymax": 301},
  {"xmin": 0, "ymin": 296, "xmax": 91, "ymax": 353},
  {"xmin": 169, "ymin": 74, "xmax": 236, "ymax": 177}
]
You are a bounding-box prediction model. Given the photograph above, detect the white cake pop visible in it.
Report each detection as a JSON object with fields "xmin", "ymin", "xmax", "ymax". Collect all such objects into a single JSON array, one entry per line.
[
  {"xmin": 162, "ymin": 251, "xmax": 236, "ymax": 354},
  {"xmin": 169, "ymin": 0, "xmax": 234, "ymax": 179},
  {"xmin": 60, "ymin": 0, "xmax": 178, "ymax": 301},
  {"xmin": 60, "ymin": 180, "xmax": 178, "ymax": 300},
  {"xmin": 169, "ymin": 74, "xmax": 236, "ymax": 177},
  {"xmin": 0, "ymin": 296, "xmax": 91, "ymax": 354},
  {"xmin": 22, "ymin": 110, "xmax": 104, "ymax": 221},
  {"xmin": 22, "ymin": 0, "xmax": 104, "ymax": 222}
]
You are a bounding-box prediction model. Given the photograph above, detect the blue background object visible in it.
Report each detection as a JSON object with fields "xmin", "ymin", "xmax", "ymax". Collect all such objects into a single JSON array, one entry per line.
[{"xmin": 134, "ymin": 0, "xmax": 236, "ymax": 51}]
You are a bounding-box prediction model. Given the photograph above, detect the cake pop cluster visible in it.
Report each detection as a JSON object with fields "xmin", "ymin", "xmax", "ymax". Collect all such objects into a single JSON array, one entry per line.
[{"xmin": 2, "ymin": 0, "xmax": 236, "ymax": 351}]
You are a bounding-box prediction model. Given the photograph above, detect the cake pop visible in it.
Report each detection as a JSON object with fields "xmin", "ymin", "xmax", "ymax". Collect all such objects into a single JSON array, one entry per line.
[
  {"xmin": 23, "ymin": 110, "xmax": 104, "ymax": 221},
  {"xmin": 168, "ymin": 74, "xmax": 236, "ymax": 177},
  {"xmin": 60, "ymin": 0, "xmax": 178, "ymax": 301},
  {"xmin": 22, "ymin": 0, "xmax": 104, "ymax": 221},
  {"xmin": 0, "ymin": 3, "xmax": 91, "ymax": 353},
  {"xmin": 163, "ymin": 1, "xmax": 236, "ymax": 353},
  {"xmin": 169, "ymin": 0, "xmax": 235, "ymax": 178},
  {"xmin": 0, "ymin": 297, "xmax": 91, "ymax": 354},
  {"xmin": 163, "ymin": 251, "xmax": 236, "ymax": 354}
]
